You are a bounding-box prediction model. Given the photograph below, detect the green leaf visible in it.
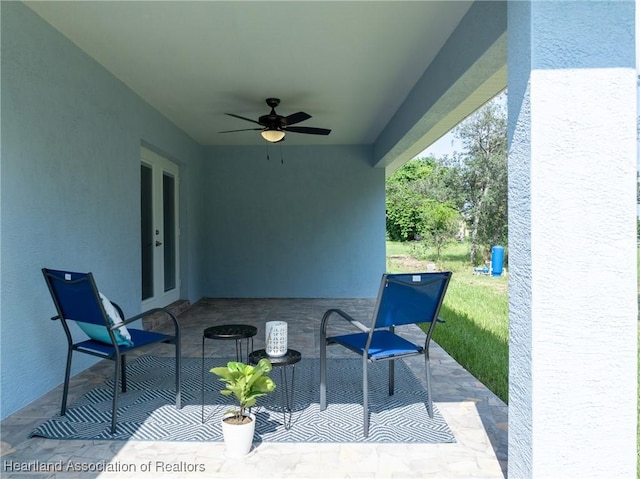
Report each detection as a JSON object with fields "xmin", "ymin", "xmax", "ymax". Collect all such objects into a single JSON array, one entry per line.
[{"xmin": 209, "ymin": 359, "xmax": 276, "ymax": 412}]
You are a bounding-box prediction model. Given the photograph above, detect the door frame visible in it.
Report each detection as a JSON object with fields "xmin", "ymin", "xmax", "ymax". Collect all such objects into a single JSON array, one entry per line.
[{"xmin": 141, "ymin": 146, "xmax": 181, "ymax": 310}]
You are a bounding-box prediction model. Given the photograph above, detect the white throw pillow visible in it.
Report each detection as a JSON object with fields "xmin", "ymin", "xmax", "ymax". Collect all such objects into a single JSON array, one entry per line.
[
  {"xmin": 76, "ymin": 293, "xmax": 134, "ymax": 347},
  {"xmin": 99, "ymin": 292, "xmax": 133, "ymax": 344}
]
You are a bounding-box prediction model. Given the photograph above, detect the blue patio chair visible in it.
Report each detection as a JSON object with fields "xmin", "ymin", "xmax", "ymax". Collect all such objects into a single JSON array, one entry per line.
[
  {"xmin": 42, "ymin": 268, "xmax": 181, "ymax": 434},
  {"xmin": 320, "ymin": 272, "xmax": 451, "ymax": 437}
]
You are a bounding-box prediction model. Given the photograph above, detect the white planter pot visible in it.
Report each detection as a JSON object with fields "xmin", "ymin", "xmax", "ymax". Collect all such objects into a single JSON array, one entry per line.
[{"xmin": 221, "ymin": 412, "xmax": 255, "ymax": 458}]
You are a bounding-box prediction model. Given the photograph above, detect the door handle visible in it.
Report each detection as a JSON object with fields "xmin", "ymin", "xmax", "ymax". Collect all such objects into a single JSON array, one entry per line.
[{"xmin": 155, "ymin": 241, "xmax": 163, "ymax": 247}]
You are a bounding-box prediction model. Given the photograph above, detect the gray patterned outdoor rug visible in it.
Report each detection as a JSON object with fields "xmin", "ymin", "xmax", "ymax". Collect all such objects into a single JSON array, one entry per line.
[{"xmin": 31, "ymin": 356, "xmax": 455, "ymax": 444}]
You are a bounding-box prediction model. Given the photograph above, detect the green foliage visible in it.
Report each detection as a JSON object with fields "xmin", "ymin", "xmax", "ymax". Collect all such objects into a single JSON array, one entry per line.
[
  {"xmin": 386, "ymin": 157, "xmax": 435, "ymax": 241},
  {"xmin": 210, "ymin": 359, "xmax": 276, "ymax": 420},
  {"xmin": 385, "ymin": 186, "xmax": 425, "ymax": 241},
  {"xmin": 386, "ymin": 156, "xmax": 462, "ymax": 244},
  {"xmin": 387, "ymin": 157, "xmax": 435, "ymax": 184},
  {"xmin": 418, "ymin": 200, "xmax": 460, "ymax": 260}
]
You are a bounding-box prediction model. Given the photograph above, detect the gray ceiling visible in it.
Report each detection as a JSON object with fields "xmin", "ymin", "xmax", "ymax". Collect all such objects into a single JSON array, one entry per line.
[{"xmin": 24, "ymin": 1, "xmax": 494, "ymax": 150}]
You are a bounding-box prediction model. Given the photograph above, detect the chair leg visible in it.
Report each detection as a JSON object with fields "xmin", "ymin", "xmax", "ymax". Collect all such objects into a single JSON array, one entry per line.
[
  {"xmin": 120, "ymin": 355, "xmax": 127, "ymax": 392},
  {"xmin": 363, "ymin": 357, "xmax": 369, "ymax": 437},
  {"xmin": 111, "ymin": 355, "xmax": 121, "ymax": 434},
  {"xmin": 201, "ymin": 335, "xmax": 205, "ymax": 423},
  {"xmin": 320, "ymin": 332, "xmax": 327, "ymax": 410},
  {"xmin": 388, "ymin": 327, "xmax": 395, "ymax": 396},
  {"xmin": 175, "ymin": 340, "xmax": 182, "ymax": 409},
  {"xmin": 425, "ymin": 355, "xmax": 434, "ymax": 418},
  {"xmin": 61, "ymin": 349, "xmax": 73, "ymax": 416}
]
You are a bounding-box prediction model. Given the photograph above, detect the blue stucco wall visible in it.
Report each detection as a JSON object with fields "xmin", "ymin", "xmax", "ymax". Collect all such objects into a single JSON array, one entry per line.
[
  {"xmin": 0, "ymin": 2, "xmax": 206, "ymax": 418},
  {"xmin": 204, "ymin": 146, "xmax": 386, "ymax": 298}
]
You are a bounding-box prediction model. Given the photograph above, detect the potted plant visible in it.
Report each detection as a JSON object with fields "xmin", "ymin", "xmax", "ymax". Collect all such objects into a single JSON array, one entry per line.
[{"xmin": 210, "ymin": 359, "xmax": 276, "ymax": 457}]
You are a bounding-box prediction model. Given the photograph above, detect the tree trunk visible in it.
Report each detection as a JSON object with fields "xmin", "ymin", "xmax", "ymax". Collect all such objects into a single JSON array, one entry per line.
[
  {"xmin": 469, "ymin": 181, "xmax": 491, "ymax": 265},
  {"xmin": 469, "ymin": 217, "xmax": 479, "ymax": 265}
]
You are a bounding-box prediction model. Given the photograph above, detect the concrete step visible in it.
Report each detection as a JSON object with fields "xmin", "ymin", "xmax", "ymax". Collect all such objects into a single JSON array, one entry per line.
[{"xmin": 142, "ymin": 299, "xmax": 191, "ymax": 331}]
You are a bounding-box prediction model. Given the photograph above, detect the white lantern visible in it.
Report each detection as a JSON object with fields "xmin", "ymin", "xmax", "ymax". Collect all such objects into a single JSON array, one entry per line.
[{"xmin": 265, "ymin": 321, "xmax": 287, "ymax": 357}]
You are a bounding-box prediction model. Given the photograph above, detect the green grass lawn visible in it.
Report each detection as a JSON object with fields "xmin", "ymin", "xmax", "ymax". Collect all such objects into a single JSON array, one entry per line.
[{"xmin": 387, "ymin": 240, "xmax": 509, "ymax": 403}]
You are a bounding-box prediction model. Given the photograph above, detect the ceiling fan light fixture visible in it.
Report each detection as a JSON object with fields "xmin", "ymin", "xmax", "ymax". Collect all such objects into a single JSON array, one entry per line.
[{"xmin": 261, "ymin": 128, "xmax": 285, "ymax": 143}]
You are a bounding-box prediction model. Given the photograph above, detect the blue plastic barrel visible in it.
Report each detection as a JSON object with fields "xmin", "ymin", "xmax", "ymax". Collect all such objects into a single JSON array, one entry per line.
[{"xmin": 491, "ymin": 246, "xmax": 504, "ymax": 277}]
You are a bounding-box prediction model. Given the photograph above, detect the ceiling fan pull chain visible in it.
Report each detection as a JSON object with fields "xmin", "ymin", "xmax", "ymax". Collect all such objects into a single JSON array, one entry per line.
[{"xmin": 280, "ymin": 144, "xmax": 284, "ymax": 164}]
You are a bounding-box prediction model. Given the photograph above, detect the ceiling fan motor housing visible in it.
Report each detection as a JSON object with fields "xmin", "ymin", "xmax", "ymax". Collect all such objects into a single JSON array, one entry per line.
[{"xmin": 260, "ymin": 98, "xmax": 286, "ymax": 129}]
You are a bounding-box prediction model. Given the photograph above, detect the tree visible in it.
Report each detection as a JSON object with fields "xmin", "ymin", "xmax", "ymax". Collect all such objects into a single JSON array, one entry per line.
[
  {"xmin": 418, "ymin": 200, "xmax": 460, "ymax": 260},
  {"xmin": 385, "ymin": 186, "xmax": 424, "ymax": 241},
  {"xmin": 450, "ymin": 95, "xmax": 508, "ymax": 265},
  {"xmin": 385, "ymin": 158, "xmax": 436, "ymax": 241},
  {"xmin": 386, "ymin": 156, "xmax": 464, "ymax": 248}
]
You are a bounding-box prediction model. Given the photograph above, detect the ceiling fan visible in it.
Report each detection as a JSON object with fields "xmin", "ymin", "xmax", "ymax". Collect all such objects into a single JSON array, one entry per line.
[{"xmin": 219, "ymin": 98, "xmax": 331, "ymax": 143}]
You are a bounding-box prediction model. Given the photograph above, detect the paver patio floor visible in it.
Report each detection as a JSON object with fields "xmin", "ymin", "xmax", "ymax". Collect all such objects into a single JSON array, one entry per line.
[{"xmin": 1, "ymin": 298, "xmax": 507, "ymax": 478}]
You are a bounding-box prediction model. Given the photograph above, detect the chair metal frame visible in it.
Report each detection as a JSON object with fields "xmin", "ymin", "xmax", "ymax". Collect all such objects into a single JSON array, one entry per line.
[
  {"xmin": 320, "ymin": 272, "xmax": 451, "ymax": 437},
  {"xmin": 42, "ymin": 268, "xmax": 182, "ymax": 434}
]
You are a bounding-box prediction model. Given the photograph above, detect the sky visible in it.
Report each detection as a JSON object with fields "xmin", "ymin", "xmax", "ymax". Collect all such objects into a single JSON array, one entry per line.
[{"xmin": 418, "ymin": 130, "xmax": 460, "ymax": 159}]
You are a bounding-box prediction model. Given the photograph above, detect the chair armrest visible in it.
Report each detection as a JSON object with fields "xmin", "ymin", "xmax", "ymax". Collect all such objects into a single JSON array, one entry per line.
[
  {"xmin": 321, "ymin": 308, "xmax": 369, "ymax": 335},
  {"xmin": 112, "ymin": 307, "xmax": 180, "ymax": 336},
  {"xmin": 436, "ymin": 317, "xmax": 446, "ymax": 323}
]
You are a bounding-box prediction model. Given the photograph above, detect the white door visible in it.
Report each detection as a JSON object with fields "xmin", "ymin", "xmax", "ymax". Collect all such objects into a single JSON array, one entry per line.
[{"xmin": 141, "ymin": 147, "xmax": 180, "ymax": 310}]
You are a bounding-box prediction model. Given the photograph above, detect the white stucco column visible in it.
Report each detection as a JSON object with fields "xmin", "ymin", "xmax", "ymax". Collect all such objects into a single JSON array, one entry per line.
[{"xmin": 507, "ymin": 1, "xmax": 637, "ymax": 477}]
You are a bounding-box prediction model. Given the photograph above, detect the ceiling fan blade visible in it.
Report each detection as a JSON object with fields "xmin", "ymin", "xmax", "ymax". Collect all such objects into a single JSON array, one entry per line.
[
  {"xmin": 286, "ymin": 126, "xmax": 331, "ymax": 136},
  {"xmin": 219, "ymin": 128, "xmax": 263, "ymax": 133},
  {"xmin": 225, "ymin": 113, "xmax": 264, "ymax": 126},
  {"xmin": 285, "ymin": 112, "xmax": 311, "ymax": 126}
]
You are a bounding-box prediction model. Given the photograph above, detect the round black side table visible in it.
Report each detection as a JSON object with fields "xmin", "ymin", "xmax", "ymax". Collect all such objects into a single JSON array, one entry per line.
[
  {"xmin": 249, "ymin": 349, "xmax": 301, "ymax": 430},
  {"xmin": 201, "ymin": 324, "xmax": 257, "ymax": 423}
]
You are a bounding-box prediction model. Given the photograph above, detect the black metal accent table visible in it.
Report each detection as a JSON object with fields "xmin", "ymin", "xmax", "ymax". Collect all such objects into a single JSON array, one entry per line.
[
  {"xmin": 249, "ymin": 348, "xmax": 301, "ymax": 430},
  {"xmin": 201, "ymin": 324, "xmax": 258, "ymax": 423}
]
